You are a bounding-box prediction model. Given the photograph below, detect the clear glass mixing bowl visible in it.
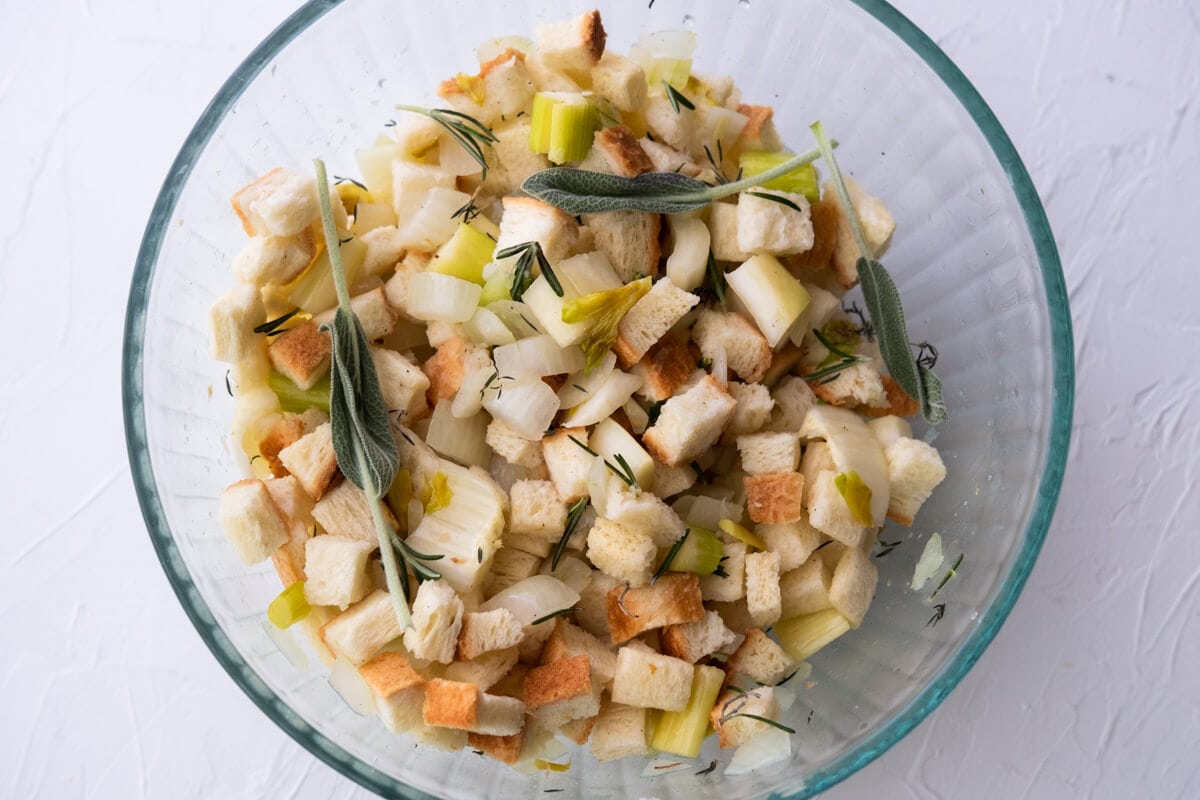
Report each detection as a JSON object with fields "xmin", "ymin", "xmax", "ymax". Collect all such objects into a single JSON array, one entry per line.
[{"xmin": 123, "ymin": 1, "xmax": 1073, "ymax": 797}]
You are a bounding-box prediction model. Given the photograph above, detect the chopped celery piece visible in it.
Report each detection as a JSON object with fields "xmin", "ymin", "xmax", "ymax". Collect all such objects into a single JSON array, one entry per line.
[
  {"xmin": 650, "ymin": 665, "xmax": 724, "ymax": 758},
  {"xmin": 387, "ymin": 468, "xmax": 413, "ymax": 532},
  {"xmin": 669, "ymin": 526, "xmax": 724, "ymax": 575},
  {"xmin": 479, "ymin": 269, "xmax": 513, "ymax": 305},
  {"xmin": 548, "ymin": 101, "xmax": 597, "ymax": 165},
  {"xmin": 268, "ymin": 581, "xmax": 311, "ymax": 629},
  {"xmin": 775, "ymin": 609, "xmax": 851, "ymax": 662},
  {"xmin": 269, "ymin": 370, "xmax": 331, "ymax": 414},
  {"xmin": 534, "ymin": 759, "xmax": 571, "ymax": 773},
  {"xmin": 529, "ymin": 93, "xmax": 557, "ymax": 154},
  {"xmin": 738, "ymin": 151, "xmax": 819, "ymax": 201},
  {"xmin": 718, "ymin": 518, "xmax": 766, "ymax": 550},
  {"xmin": 429, "ymin": 223, "xmax": 496, "ymax": 284},
  {"xmin": 833, "ymin": 470, "xmax": 874, "ymax": 526},
  {"xmin": 647, "ymin": 57, "xmax": 692, "ymax": 90},
  {"xmin": 561, "ymin": 277, "xmax": 651, "ymax": 371},
  {"xmin": 421, "ymin": 472, "xmax": 453, "ymax": 514}
]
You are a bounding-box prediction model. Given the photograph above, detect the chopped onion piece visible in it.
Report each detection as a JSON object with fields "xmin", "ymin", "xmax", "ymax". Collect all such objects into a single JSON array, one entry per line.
[
  {"xmin": 588, "ymin": 455, "xmax": 614, "ymax": 518},
  {"xmin": 557, "ymin": 351, "xmax": 617, "ymax": 409},
  {"xmin": 724, "ymin": 727, "xmax": 792, "ymax": 775},
  {"xmin": 487, "ymin": 300, "xmax": 544, "ymax": 338},
  {"xmin": 666, "ymin": 216, "xmax": 710, "ymax": 291},
  {"xmin": 799, "ymin": 405, "xmax": 890, "ymax": 526},
  {"xmin": 426, "ymin": 400, "xmax": 490, "ymax": 467},
  {"xmin": 407, "ymin": 271, "xmax": 482, "ymax": 323},
  {"xmin": 911, "ymin": 532, "xmax": 944, "ymax": 591},
  {"xmin": 483, "ymin": 379, "xmax": 560, "ymax": 440},
  {"xmin": 329, "ymin": 657, "xmax": 376, "ymax": 716},
  {"xmin": 677, "ymin": 494, "xmax": 743, "ymax": 530},
  {"xmin": 493, "ymin": 334, "xmax": 585, "ymax": 378},
  {"xmin": 464, "ymin": 306, "xmax": 516, "ymax": 346},
  {"xmin": 261, "ymin": 619, "xmax": 309, "ymax": 672},
  {"xmin": 623, "ymin": 399, "xmax": 650, "ymax": 435},
  {"xmin": 479, "ymin": 575, "xmax": 580, "ymax": 627},
  {"xmin": 710, "ymin": 341, "xmax": 728, "ymax": 386},
  {"xmin": 452, "ymin": 365, "xmax": 495, "ymax": 418},
  {"xmin": 563, "ymin": 370, "xmax": 644, "ymax": 427}
]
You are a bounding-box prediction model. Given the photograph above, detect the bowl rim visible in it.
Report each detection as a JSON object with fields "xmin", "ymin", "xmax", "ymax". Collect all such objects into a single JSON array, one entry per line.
[{"xmin": 122, "ymin": 1, "xmax": 1074, "ymax": 797}]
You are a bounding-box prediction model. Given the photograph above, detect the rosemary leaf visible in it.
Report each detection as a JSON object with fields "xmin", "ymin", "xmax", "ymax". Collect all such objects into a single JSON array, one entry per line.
[
  {"xmin": 705, "ymin": 249, "xmax": 727, "ymax": 310},
  {"xmin": 663, "ymin": 80, "xmax": 695, "ymax": 113},
  {"xmin": 253, "ymin": 307, "xmax": 301, "ymax": 335},
  {"xmin": 723, "ymin": 713, "xmax": 796, "ymax": 734},
  {"xmin": 926, "ymin": 602, "xmax": 946, "ymax": 627},
  {"xmin": 551, "ymin": 498, "xmax": 590, "ymax": 570},
  {"xmin": 531, "ymin": 606, "xmax": 580, "ymax": 626},
  {"xmin": 929, "ymin": 553, "xmax": 964, "ymax": 599},
  {"xmin": 744, "ymin": 190, "xmax": 804, "ymax": 213},
  {"xmin": 651, "ymin": 529, "xmax": 690, "ymax": 584},
  {"xmin": 396, "ymin": 106, "xmax": 496, "ymax": 179}
]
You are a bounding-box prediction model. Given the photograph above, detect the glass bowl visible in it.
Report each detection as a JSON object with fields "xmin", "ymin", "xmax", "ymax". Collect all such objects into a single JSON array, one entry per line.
[{"xmin": 122, "ymin": 0, "xmax": 1073, "ymax": 797}]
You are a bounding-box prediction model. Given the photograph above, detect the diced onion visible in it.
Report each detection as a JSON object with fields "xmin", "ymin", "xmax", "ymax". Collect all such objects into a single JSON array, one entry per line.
[
  {"xmin": 557, "ymin": 351, "xmax": 617, "ymax": 409},
  {"xmin": 623, "ymin": 399, "xmax": 650, "ymax": 435},
  {"xmin": 438, "ymin": 134, "xmax": 483, "ymax": 176},
  {"xmin": 452, "ymin": 365, "xmax": 495, "ymax": 418},
  {"xmin": 493, "ymin": 334, "xmax": 585, "ymax": 378},
  {"xmin": 588, "ymin": 456, "xmax": 614, "ymax": 518},
  {"xmin": 464, "ymin": 306, "xmax": 516, "ymax": 346},
  {"xmin": 710, "ymin": 341, "xmax": 728, "ymax": 386},
  {"xmin": 665, "ymin": 217, "xmax": 710, "ymax": 291},
  {"xmin": 407, "ymin": 272, "xmax": 482, "ymax": 322},
  {"xmin": 396, "ymin": 186, "xmax": 471, "ymax": 251},
  {"xmin": 911, "ymin": 532, "xmax": 944, "ymax": 591},
  {"xmin": 479, "ymin": 575, "xmax": 580, "ymax": 627},
  {"xmin": 563, "ymin": 370, "xmax": 644, "ymax": 427},
  {"xmin": 482, "ymin": 379, "xmax": 560, "ymax": 439},
  {"xmin": 261, "ymin": 619, "xmax": 309, "ymax": 672},
  {"xmin": 799, "ymin": 405, "xmax": 890, "ymax": 525},
  {"xmin": 724, "ymin": 727, "xmax": 792, "ymax": 775},
  {"xmin": 426, "ymin": 400, "xmax": 490, "ymax": 467},
  {"xmin": 676, "ymin": 494, "xmax": 743, "ymax": 530},
  {"xmin": 487, "ymin": 300, "xmax": 544, "ymax": 338},
  {"xmin": 329, "ymin": 657, "xmax": 376, "ymax": 716}
]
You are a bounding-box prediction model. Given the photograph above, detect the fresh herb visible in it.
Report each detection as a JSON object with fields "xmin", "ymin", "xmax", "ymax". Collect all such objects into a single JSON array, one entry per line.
[
  {"xmin": 745, "ymin": 190, "xmax": 804, "ymax": 213},
  {"xmin": 843, "ymin": 301, "xmax": 874, "ymax": 341},
  {"xmin": 224, "ymin": 370, "xmax": 233, "ymax": 397},
  {"xmin": 723, "ymin": 713, "xmax": 796, "ymax": 734},
  {"xmin": 704, "ymin": 249, "xmax": 727, "ymax": 310},
  {"xmin": 521, "ymin": 144, "xmax": 831, "ymax": 215},
  {"xmin": 532, "ymin": 606, "xmax": 580, "ymax": 625},
  {"xmin": 778, "ymin": 668, "xmax": 801, "ymax": 685},
  {"xmin": 929, "ymin": 553, "xmax": 963, "ymax": 599},
  {"xmin": 702, "ymin": 141, "xmax": 740, "ymax": 185},
  {"xmin": 645, "ymin": 401, "xmax": 664, "ymax": 427},
  {"xmin": 451, "ymin": 194, "xmax": 483, "ymax": 224},
  {"xmin": 568, "ymin": 435, "xmax": 598, "ymax": 457},
  {"xmin": 695, "ymin": 760, "xmax": 718, "ymax": 776},
  {"xmin": 811, "ymin": 326, "xmax": 861, "ymax": 361},
  {"xmin": 654, "ymin": 762, "xmax": 683, "ymax": 770},
  {"xmin": 495, "ymin": 240, "xmax": 560, "ymax": 301},
  {"xmin": 572, "ymin": 384, "xmax": 589, "ymax": 393},
  {"xmin": 926, "ymin": 603, "xmax": 946, "ymax": 627},
  {"xmin": 874, "ymin": 538, "xmax": 901, "ymax": 558},
  {"xmin": 803, "ymin": 356, "xmax": 868, "ymax": 383},
  {"xmin": 333, "ymin": 175, "xmax": 368, "ymax": 192},
  {"xmin": 663, "ymin": 80, "xmax": 695, "ymax": 113},
  {"xmin": 814, "ymin": 540, "xmax": 832, "ymax": 552},
  {"xmin": 551, "ymin": 498, "xmax": 590, "ymax": 570},
  {"xmin": 395, "ymin": 106, "xmax": 498, "ymax": 179},
  {"xmin": 568, "ymin": 435, "xmax": 639, "ymax": 488},
  {"xmin": 807, "ymin": 709, "xmax": 814, "ymax": 725},
  {"xmin": 254, "ymin": 307, "xmax": 302, "ymax": 336},
  {"xmin": 651, "ymin": 529, "xmax": 691, "ymax": 584},
  {"xmin": 811, "ymin": 121, "xmax": 946, "ymax": 424},
  {"xmin": 314, "ymin": 158, "xmax": 434, "ymax": 630},
  {"xmin": 916, "ymin": 341, "xmax": 939, "ymax": 370},
  {"xmin": 477, "ymin": 546, "xmax": 483, "ymax": 564},
  {"xmin": 616, "ymin": 583, "xmax": 639, "ymax": 618}
]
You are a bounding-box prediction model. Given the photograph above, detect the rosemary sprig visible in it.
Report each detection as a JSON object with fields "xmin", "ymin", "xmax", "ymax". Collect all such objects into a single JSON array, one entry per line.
[
  {"xmin": 224, "ymin": 370, "xmax": 233, "ymax": 397},
  {"xmin": 395, "ymin": 106, "xmax": 498, "ymax": 179},
  {"xmin": 532, "ymin": 606, "xmax": 580, "ymax": 625},
  {"xmin": 745, "ymin": 190, "xmax": 804, "ymax": 213},
  {"xmin": 521, "ymin": 143, "xmax": 833, "ymax": 215},
  {"xmin": 495, "ymin": 240, "xmax": 560, "ymax": 301},
  {"xmin": 812, "ymin": 121, "xmax": 946, "ymax": 424},
  {"xmin": 802, "ymin": 356, "xmax": 869, "ymax": 383},
  {"xmin": 567, "ymin": 435, "xmax": 639, "ymax": 489},
  {"xmin": 333, "ymin": 175, "xmax": 368, "ymax": 192},
  {"xmin": 704, "ymin": 249, "xmax": 727, "ymax": 310},
  {"xmin": 551, "ymin": 498, "xmax": 590, "ymax": 570},
  {"xmin": 645, "ymin": 401, "xmax": 663, "ymax": 427},
  {"xmin": 811, "ymin": 327, "xmax": 861, "ymax": 361},
  {"xmin": 702, "ymin": 141, "xmax": 740, "ymax": 185},
  {"xmin": 874, "ymin": 538, "xmax": 901, "ymax": 558},
  {"xmin": 722, "ymin": 713, "xmax": 796, "ymax": 735},
  {"xmin": 663, "ymin": 81, "xmax": 695, "ymax": 113},
  {"xmin": 843, "ymin": 301, "xmax": 874, "ymax": 341},
  {"xmin": 926, "ymin": 603, "xmax": 946, "ymax": 627},
  {"xmin": 254, "ymin": 307, "xmax": 302, "ymax": 336},
  {"xmin": 616, "ymin": 583, "xmax": 639, "ymax": 618},
  {"xmin": 695, "ymin": 760, "xmax": 718, "ymax": 776},
  {"xmin": 451, "ymin": 194, "xmax": 483, "ymax": 224},
  {"xmin": 929, "ymin": 553, "xmax": 963, "ymax": 599},
  {"xmin": 650, "ymin": 529, "xmax": 690, "ymax": 584}
]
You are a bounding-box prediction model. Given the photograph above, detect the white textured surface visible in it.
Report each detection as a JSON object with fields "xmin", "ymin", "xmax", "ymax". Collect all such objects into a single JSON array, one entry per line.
[{"xmin": 2, "ymin": 1, "xmax": 1197, "ymax": 798}]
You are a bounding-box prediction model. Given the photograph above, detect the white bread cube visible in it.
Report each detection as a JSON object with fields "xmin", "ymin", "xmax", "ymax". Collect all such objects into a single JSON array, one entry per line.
[
  {"xmin": 576, "ymin": 570, "xmax": 620, "ymax": 640},
  {"xmin": 303, "ymin": 535, "xmax": 374, "ymax": 609},
  {"xmin": 810, "ymin": 359, "xmax": 889, "ymax": 410},
  {"xmin": 745, "ymin": 472, "xmax": 806, "ymax": 525},
  {"xmin": 708, "ymin": 201, "xmax": 750, "ymax": 262},
  {"xmin": 765, "ymin": 376, "xmax": 817, "ymax": 433},
  {"xmin": 231, "ymin": 167, "xmax": 320, "ymax": 237},
  {"xmin": 605, "ymin": 573, "xmax": 705, "ymax": 644},
  {"xmin": 490, "ymin": 421, "xmax": 548, "ymax": 471},
  {"xmin": 590, "ymin": 701, "xmax": 650, "ymax": 762},
  {"xmin": 508, "ymin": 480, "xmax": 567, "ymax": 538},
  {"xmin": 745, "ymin": 550, "xmax": 783, "ymax": 627},
  {"xmin": 582, "ymin": 211, "xmax": 662, "ymax": 284},
  {"xmin": 582, "ymin": 125, "xmax": 654, "ymax": 177},
  {"xmin": 321, "ymin": 590, "xmax": 404, "ymax": 664},
  {"xmin": 210, "ymin": 284, "xmax": 264, "ymax": 364},
  {"xmin": 642, "ymin": 375, "xmax": 738, "ymax": 467},
  {"xmin": 233, "ymin": 231, "xmax": 315, "ymax": 286},
  {"xmin": 541, "ymin": 427, "xmax": 592, "ymax": 502},
  {"xmin": 437, "ymin": 48, "xmax": 535, "ymax": 126},
  {"xmin": 725, "ymin": 381, "xmax": 775, "ymax": 438},
  {"xmin": 651, "ymin": 461, "xmax": 697, "ymax": 499},
  {"xmin": 700, "ymin": 540, "xmax": 747, "ymax": 602},
  {"xmin": 612, "ymin": 647, "xmax": 692, "ymax": 711},
  {"xmin": 591, "ymin": 52, "xmax": 646, "ymax": 111},
  {"xmin": 541, "ymin": 620, "xmax": 618, "ymax": 688},
  {"xmin": 602, "ymin": 483, "xmax": 686, "ymax": 548},
  {"xmin": 724, "ymin": 628, "xmax": 795, "ymax": 685},
  {"xmin": 383, "ymin": 250, "xmax": 432, "ymax": 323},
  {"xmin": 424, "ymin": 335, "xmax": 490, "ymax": 405},
  {"xmin": 485, "ymin": 118, "xmax": 552, "ymax": 197},
  {"xmin": 829, "ymin": 546, "xmax": 878, "ymax": 628},
  {"xmin": 311, "ymin": 288, "xmax": 397, "ymax": 343},
  {"xmin": 884, "ymin": 437, "xmax": 948, "ymax": 525},
  {"xmin": 586, "ymin": 518, "xmax": 656, "ymax": 587},
  {"xmin": 758, "ymin": 520, "xmax": 822, "ymax": 573},
  {"xmin": 631, "ymin": 335, "xmax": 698, "ymax": 403},
  {"xmin": 710, "ymin": 598, "xmax": 755, "ymax": 635},
  {"xmin": 218, "ymin": 479, "xmax": 290, "ymax": 565},
  {"xmin": 404, "ymin": 579, "xmax": 465, "ymax": 664},
  {"xmin": 457, "ymin": 608, "xmax": 525, "ymax": 661},
  {"xmin": 738, "ymin": 432, "xmax": 801, "ymax": 475},
  {"xmin": 485, "ymin": 547, "xmax": 542, "ymax": 597},
  {"xmin": 806, "ymin": 470, "xmax": 866, "ymax": 547},
  {"xmin": 711, "ymin": 687, "xmax": 780, "ymax": 748},
  {"xmin": 736, "ymin": 190, "xmax": 814, "ymax": 255},
  {"xmin": 360, "ymin": 651, "xmax": 426, "ymax": 732},
  {"xmin": 267, "ymin": 321, "xmax": 330, "ymax": 390},
  {"xmin": 534, "ymin": 10, "xmax": 606, "ymax": 72},
  {"xmin": 312, "ymin": 480, "xmax": 378, "ymax": 543},
  {"xmin": 524, "ymin": 654, "xmax": 600, "ymax": 728},
  {"xmin": 691, "ymin": 309, "xmax": 771, "ymax": 384},
  {"xmin": 799, "ymin": 441, "xmax": 835, "ymax": 508},
  {"xmin": 661, "ymin": 609, "xmax": 742, "ymax": 663},
  {"xmin": 277, "ymin": 422, "xmax": 338, "ymax": 500},
  {"xmin": 825, "ymin": 175, "xmax": 896, "ymax": 289},
  {"xmin": 613, "ymin": 278, "xmax": 699, "ymax": 367},
  {"xmin": 868, "ymin": 415, "xmax": 913, "ymax": 450},
  {"xmin": 358, "ymin": 225, "xmax": 406, "ymax": 277},
  {"xmin": 370, "ymin": 346, "xmax": 430, "ymax": 422},
  {"xmin": 643, "ymin": 93, "xmax": 700, "ymax": 156},
  {"xmin": 780, "ymin": 556, "xmax": 834, "ymax": 617},
  {"xmin": 423, "ymin": 678, "xmax": 526, "ymax": 736},
  {"xmin": 639, "ymin": 136, "xmax": 701, "ymax": 177},
  {"xmin": 495, "ymin": 196, "xmax": 580, "ymax": 265},
  {"xmin": 392, "ymin": 160, "xmax": 456, "ymax": 223},
  {"xmin": 443, "ymin": 646, "xmax": 520, "ymax": 691}
]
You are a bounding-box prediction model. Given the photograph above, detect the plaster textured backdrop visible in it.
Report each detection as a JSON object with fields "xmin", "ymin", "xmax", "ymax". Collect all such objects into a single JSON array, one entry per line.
[{"xmin": 1, "ymin": 1, "xmax": 1197, "ymax": 798}]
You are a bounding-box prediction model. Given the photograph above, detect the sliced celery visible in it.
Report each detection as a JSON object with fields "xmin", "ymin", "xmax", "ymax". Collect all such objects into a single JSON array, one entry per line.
[
  {"xmin": 775, "ymin": 609, "xmax": 851, "ymax": 662},
  {"xmin": 387, "ymin": 468, "xmax": 413, "ymax": 532},
  {"xmin": 650, "ymin": 665, "xmax": 724, "ymax": 758},
  {"xmin": 738, "ymin": 151, "xmax": 820, "ymax": 202},
  {"xmin": 833, "ymin": 471, "xmax": 874, "ymax": 526},
  {"xmin": 548, "ymin": 101, "xmax": 597, "ymax": 165},
  {"xmin": 269, "ymin": 370, "xmax": 331, "ymax": 414},
  {"xmin": 268, "ymin": 581, "xmax": 311, "ymax": 629},
  {"xmin": 429, "ymin": 223, "xmax": 496, "ymax": 284},
  {"xmin": 479, "ymin": 269, "xmax": 513, "ymax": 305},
  {"xmin": 669, "ymin": 526, "xmax": 724, "ymax": 575},
  {"xmin": 561, "ymin": 277, "xmax": 651, "ymax": 370},
  {"xmin": 529, "ymin": 92, "xmax": 557, "ymax": 154},
  {"xmin": 718, "ymin": 518, "xmax": 766, "ymax": 550}
]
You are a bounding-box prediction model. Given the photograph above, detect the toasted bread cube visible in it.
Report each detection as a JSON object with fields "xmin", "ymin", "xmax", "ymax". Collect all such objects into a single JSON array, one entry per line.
[
  {"xmin": 311, "ymin": 287, "xmax": 397, "ymax": 343},
  {"xmin": 541, "ymin": 620, "xmax": 618, "ymax": 688},
  {"xmin": 458, "ymin": 608, "xmax": 525, "ymax": 661},
  {"xmin": 829, "ymin": 546, "xmax": 877, "ymax": 628},
  {"xmin": 559, "ymin": 713, "xmax": 598, "ymax": 745},
  {"xmin": 258, "ymin": 411, "xmax": 323, "ymax": 478},
  {"xmin": 218, "ymin": 479, "xmax": 290, "ymax": 565},
  {"xmin": 370, "ymin": 346, "xmax": 430, "ymax": 422},
  {"xmin": 611, "ymin": 647, "xmax": 692, "ymax": 711},
  {"xmin": 590, "ymin": 701, "xmax": 650, "ymax": 762},
  {"xmin": 277, "ymin": 422, "xmax": 338, "ymax": 500},
  {"xmin": 582, "ymin": 211, "xmax": 662, "ymax": 284},
  {"xmin": 745, "ymin": 551, "xmax": 783, "ymax": 627},
  {"xmin": 780, "ymin": 556, "xmax": 833, "ymax": 617},
  {"xmin": 631, "ymin": 335, "xmax": 697, "ymax": 402},
  {"xmin": 725, "ymin": 381, "xmax": 775, "ymax": 438},
  {"xmin": 423, "ymin": 678, "xmax": 525, "ymax": 736},
  {"xmin": 758, "ymin": 520, "xmax": 822, "ymax": 573},
  {"xmin": 365, "ymin": 652, "xmax": 427, "ymax": 733},
  {"xmin": 443, "ymin": 647, "xmax": 520, "ymax": 691},
  {"xmin": 884, "ymin": 437, "xmax": 948, "ymax": 525},
  {"xmin": 810, "ymin": 359, "xmax": 889, "ymax": 409},
  {"xmin": 651, "ymin": 461, "xmax": 698, "ymax": 499},
  {"xmin": 606, "ymin": 574, "xmax": 705, "ymax": 645},
  {"xmin": 576, "ymin": 570, "xmax": 620, "ymax": 640},
  {"xmin": 602, "ymin": 483, "xmax": 686, "ymax": 548},
  {"xmin": 588, "ymin": 125, "xmax": 653, "ymax": 176},
  {"xmin": 508, "ymin": 480, "xmax": 567, "ymax": 538},
  {"xmin": 485, "ymin": 119, "xmax": 552, "ymax": 196},
  {"xmin": 613, "ymin": 278, "xmax": 699, "ymax": 367},
  {"xmin": 468, "ymin": 730, "xmax": 526, "ymax": 765},
  {"xmin": 708, "ymin": 201, "xmax": 750, "ymax": 262},
  {"xmin": 404, "ymin": 579, "xmax": 465, "ymax": 664},
  {"xmin": 541, "ymin": 427, "xmax": 591, "ymax": 502},
  {"xmin": 691, "ymin": 309, "xmax": 771, "ymax": 383},
  {"xmin": 438, "ymin": 48, "xmax": 535, "ymax": 125},
  {"xmin": 745, "ymin": 472, "xmax": 806, "ymax": 525},
  {"xmin": 231, "ymin": 167, "xmax": 320, "ymax": 237},
  {"xmin": 661, "ymin": 609, "xmax": 742, "ymax": 663},
  {"xmin": 233, "ymin": 230, "xmax": 316, "ymax": 286},
  {"xmin": 490, "ymin": 420, "xmax": 548, "ymax": 471},
  {"xmin": 736, "ymin": 104, "xmax": 783, "ymax": 152},
  {"xmin": 524, "ymin": 654, "xmax": 600, "ymax": 728},
  {"xmin": 643, "ymin": 93, "xmax": 699, "ymax": 156},
  {"xmin": 535, "ymin": 10, "xmax": 606, "ymax": 72},
  {"xmin": 724, "ymin": 628, "xmax": 795, "ymax": 685},
  {"xmin": 737, "ymin": 432, "xmax": 801, "ymax": 476},
  {"xmin": 806, "ymin": 470, "xmax": 866, "ymax": 547},
  {"xmin": 321, "ymin": 590, "xmax": 404, "ymax": 664},
  {"xmin": 485, "ymin": 548, "xmax": 543, "ymax": 597},
  {"xmin": 711, "ymin": 687, "xmax": 780, "ymax": 748},
  {"xmin": 495, "ymin": 196, "xmax": 580, "ymax": 265},
  {"xmin": 799, "ymin": 440, "xmax": 835, "ymax": 507},
  {"xmin": 642, "ymin": 375, "xmax": 738, "ymax": 467},
  {"xmin": 591, "ymin": 53, "xmax": 646, "ymax": 111},
  {"xmin": 268, "ymin": 321, "xmax": 330, "ymax": 390},
  {"xmin": 267, "ymin": 476, "xmax": 316, "ymax": 585},
  {"xmin": 312, "ymin": 480, "xmax": 379, "ymax": 543},
  {"xmin": 765, "ymin": 376, "xmax": 817, "ymax": 433},
  {"xmin": 210, "ymin": 284, "xmax": 264, "ymax": 364},
  {"xmin": 302, "ymin": 535, "xmax": 374, "ymax": 608},
  {"xmin": 424, "ymin": 336, "xmax": 477, "ymax": 405},
  {"xmin": 825, "ymin": 176, "xmax": 895, "ymax": 289},
  {"xmin": 736, "ymin": 190, "xmax": 814, "ymax": 255},
  {"xmin": 700, "ymin": 540, "xmax": 747, "ymax": 602},
  {"xmin": 586, "ymin": 518, "xmax": 657, "ymax": 586}
]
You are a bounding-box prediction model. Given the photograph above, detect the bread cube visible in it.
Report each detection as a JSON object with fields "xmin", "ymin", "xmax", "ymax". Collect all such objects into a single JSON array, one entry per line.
[
  {"xmin": 737, "ymin": 432, "xmax": 801, "ymax": 476},
  {"xmin": 303, "ymin": 535, "xmax": 374, "ymax": 608},
  {"xmin": 277, "ymin": 422, "xmax": 338, "ymax": 500},
  {"xmin": 884, "ymin": 437, "xmax": 948, "ymax": 525},
  {"xmin": 442, "ymin": 647, "xmax": 520, "ymax": 691},
  {"xmin": 524, "ymin": 653, "xmax": 600, "ymax": 728},
  {"xmin": 745, "ymin": 472, "xmax": 806, "ymax": 524},
  {"xmin": 210, "ymin": 284, "xmax": 264, "ymax": 364},
  {"xmin": 736, "ymin": 190, "xmax": 814, "ymax": 255},
  {"xmin": 661, "ymin": 609, "xmax": 742, "ymax": 663},
  {"xmin": 605, "ymin": 574, "xmax": 705, "ymax": 644},
  {"xmin": 642, "ymin": 375, "xmax": 737, "ymax": 467},
  {"xmin": 371, "ymin": 346, "xmax": 430, "ymax": 422},
  {"xmin": 725, "ymin": 381, "xmax": 775, "ymax": 438},
  {"xmin": 825, "ymin": 175, "xmax": 895, "ymax": 289},
  {"xmin": 541, "ymin": 620, "xmax": 618, "ymax": 688},
  {"xmin": 806, "ymin": 469, "xmax": 866, "ymax": 547},
  {"xmin": 590, "ymin": 701, "xmax": 650, "ymax": 762},
  {"xmin": 611, "ymin": 647, "xmax": 692, "ymax": 711},
  {"xmin": 591, "ymin": 53, "xmax": 647, "ymax": 112},
  {"xmin": 757, "ymin": 520, "xmax": 821, "ymax": 573},
  {"xmin": 268, "ymin": 321, "xmax": 330, "ymax": 391},
  {"xmin": 231, "ymin": 167, "xmax": 320, "ymax": 237},
  {"xmin": 583, "ymin": 210, "xmax": 662, "ymax": 284},
  {"xmin": 534, "ymin": 10, "xmax": 606, "ymax": 72},
  {"xmin": 691, "ymin": 309, "xmax": 771, "ymax": 383},
  {"xmin": 744, "ymin": 550, "xmax": 783, "ymax": 627},
  {"xmin": 458, "ymin": 608, "xmax": 526, "ymax": 661},
  {"xmin": 233, "ymin": 230, "xmax": 316, "ymax": 286},
  {"xmin": 541, "ymin": 427, "xmax": 591, "ymax": 502},
  {"xmin": 218, "ymin": 479, "xmax": 290, "ymax": 565},
  {"xmin": 321, "ymin": 590, "xmax": 404, "ymax": 664},
  {"xmin": 613, "ymin": 277, "xmax": 699, "ymax": 367},
  {"xmin": 699, "ymin": 540, "xmax": 747, "ymax": 602},
  {"xmin": 829, "ymin": 546, "xmax": 878, "ymax": 628},
  {"xmin": 631, "ymin": 335, "xmax": 698, "ymax": 402},
  {"xmin": 724, "ymin": 628, "xmax": 795, "ymax": 685},
  {"xmin": 711, "ymin": 686, "xmax": 780, "ymax": 748},
  {"xmin": 491, "ymin": 420, "xmax": 548, "ymax": 471},
  {"xmin": 404, "ymin": 579, "xmax": 465, "ymax": 664},
  {"xmin": 764, "ymin": 375, "xmax": 817, "ymax": 433},
  {"xmin": 780, "ymin": 556, "xmax": 834, "ymax": 617},
  {"xmin": 586, "ymin": 518, "xmax": 657, "ymax": 586}
]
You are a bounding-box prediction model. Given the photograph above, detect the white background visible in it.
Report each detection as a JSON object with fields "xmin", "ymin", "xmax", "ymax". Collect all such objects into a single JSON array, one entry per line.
[{"xmin": 3, "ymin": 1, "xmax": 1198, "ymax": 798}]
